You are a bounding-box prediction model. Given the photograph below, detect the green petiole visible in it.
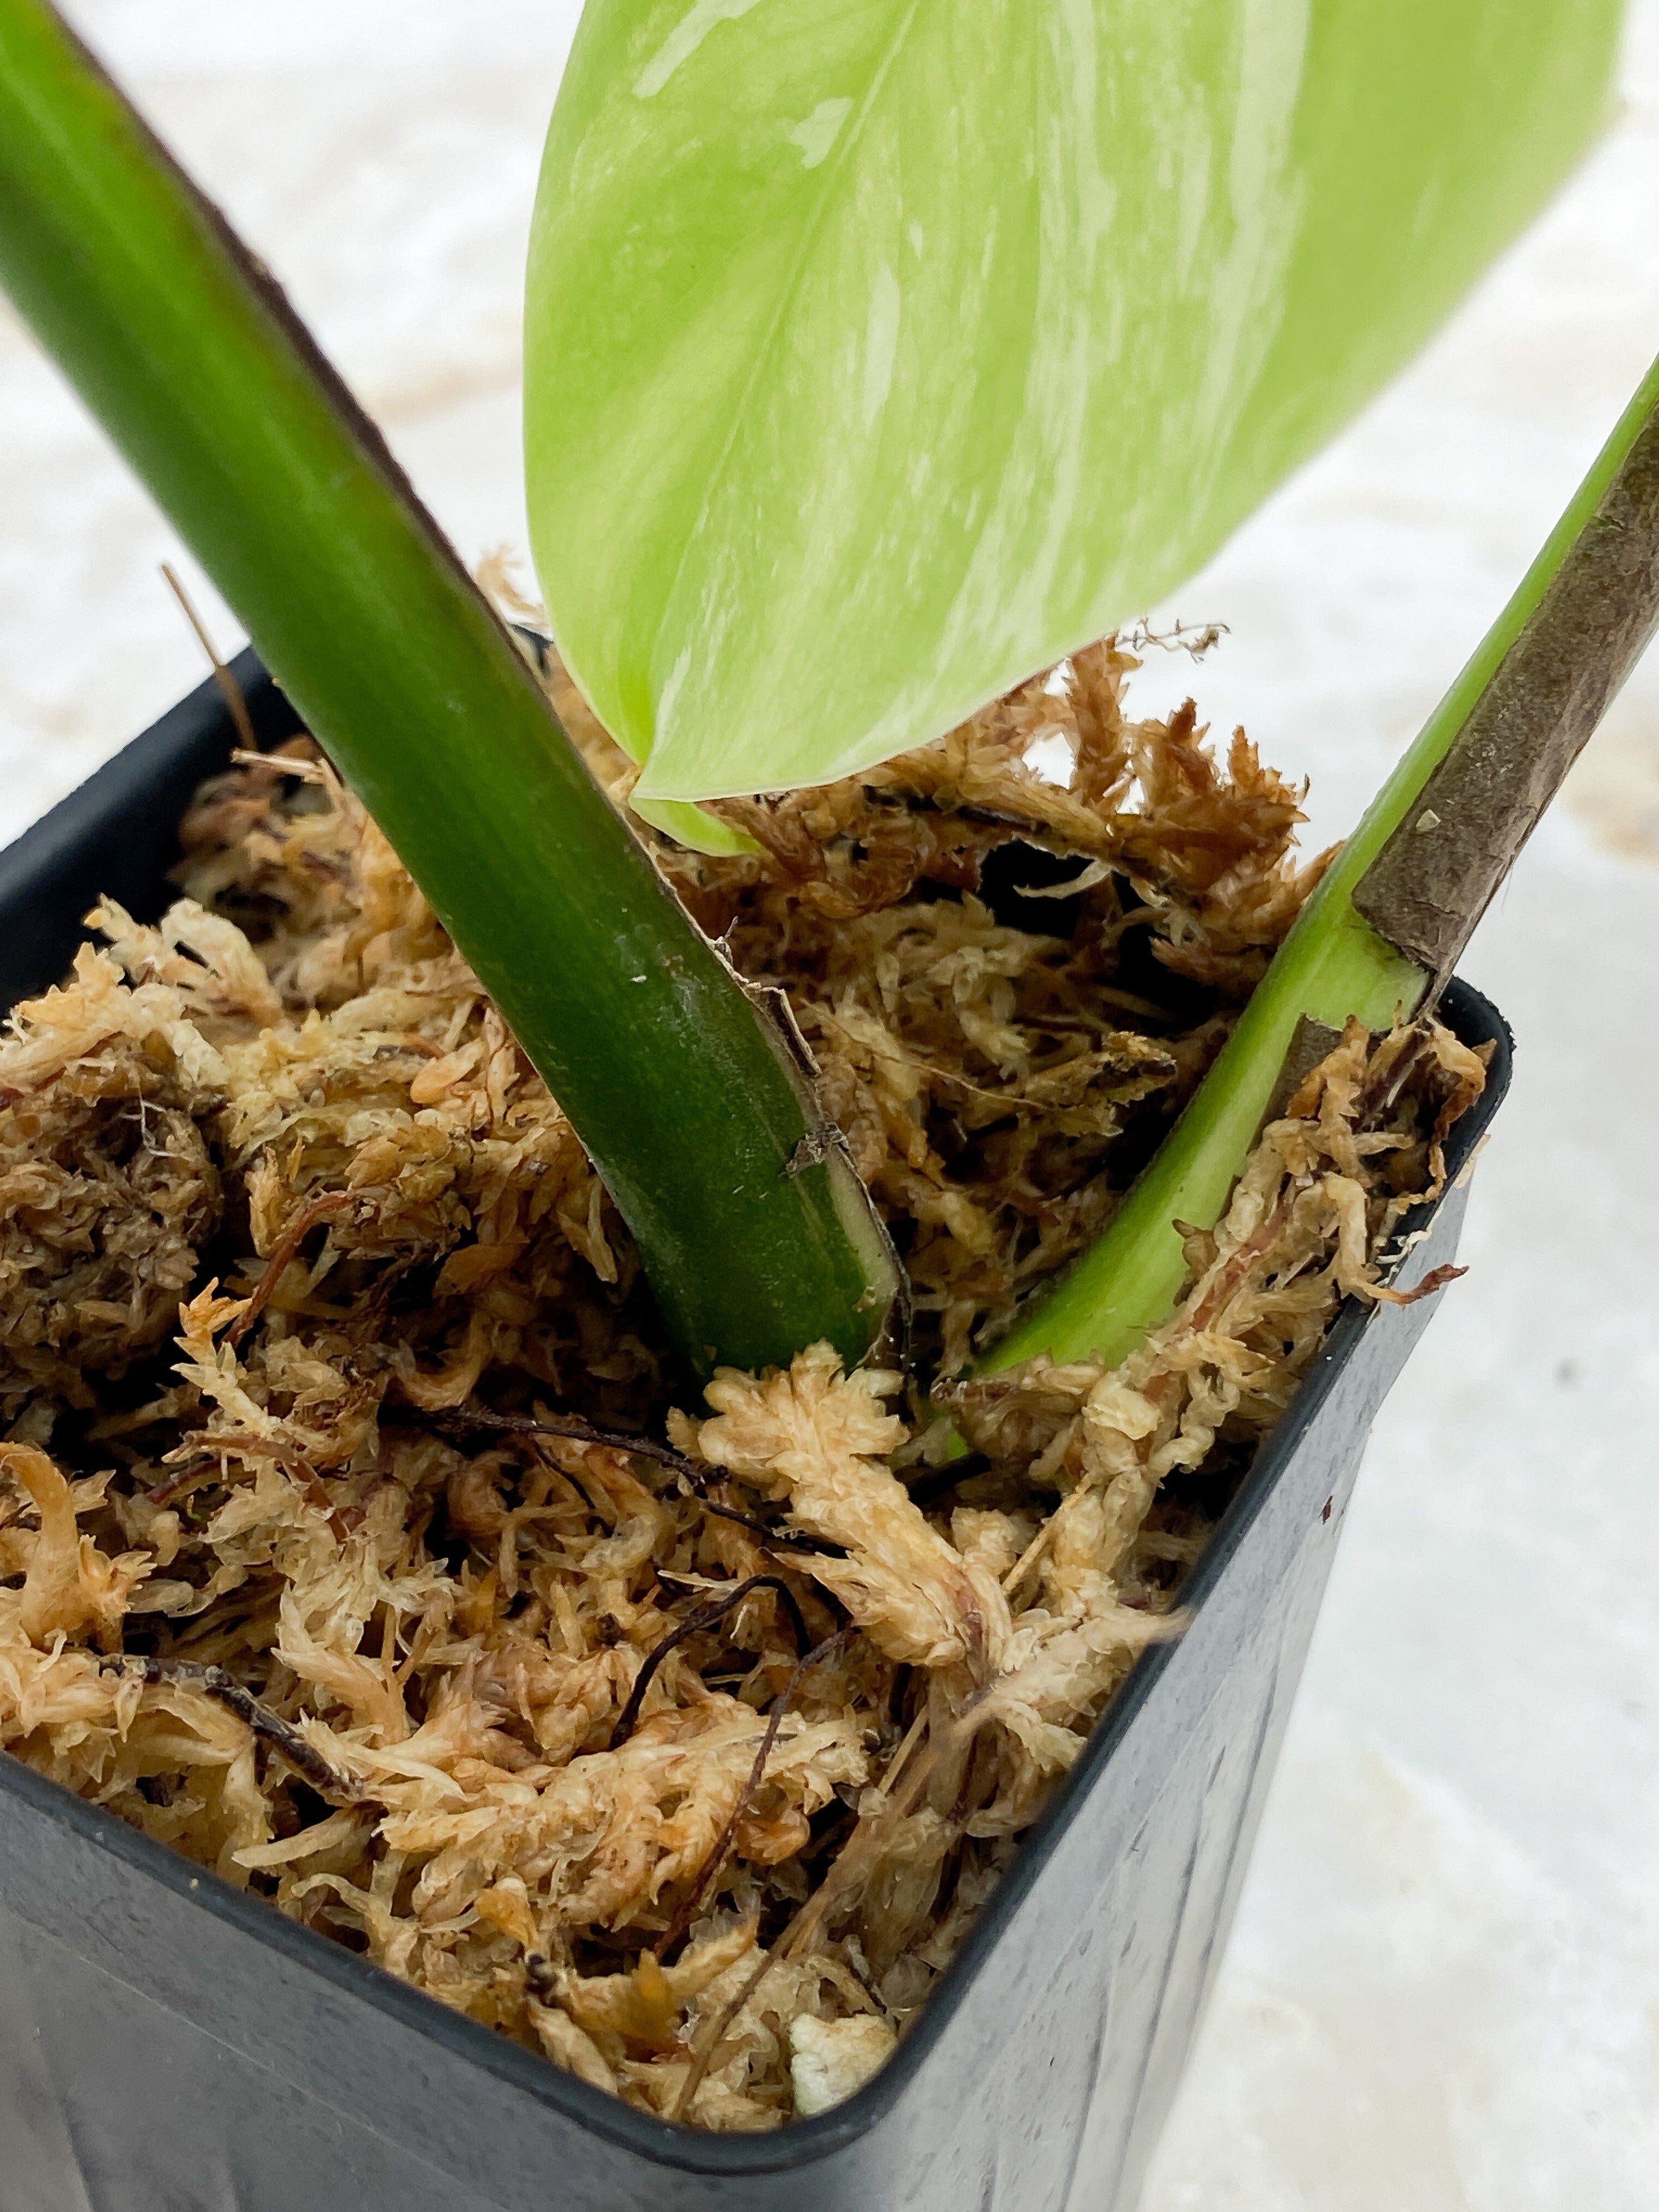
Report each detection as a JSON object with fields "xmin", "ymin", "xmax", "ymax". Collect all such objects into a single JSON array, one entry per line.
[
  {"xmin": 988, "ymin": 349, "xmax": 1659, "ymax": 1376},
  {"xmin": 0, "ymin": 0, "xmax": 899, "ymax": 1381}
]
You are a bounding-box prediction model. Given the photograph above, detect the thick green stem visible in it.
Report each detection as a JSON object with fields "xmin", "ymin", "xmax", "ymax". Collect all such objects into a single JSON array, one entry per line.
[
  {"xmin": 0, "ymin": 0, "xmax": 898, "ymax": 1378},
  {"xmin": 988, "ymin": 350, "xmax": 1659, "ymax": 1375}
]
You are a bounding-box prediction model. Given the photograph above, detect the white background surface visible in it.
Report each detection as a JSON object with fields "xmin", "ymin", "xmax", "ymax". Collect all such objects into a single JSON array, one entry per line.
[{"xmin": 3, "ymin": 7, "xmax": 1657, "ymax": 2203}]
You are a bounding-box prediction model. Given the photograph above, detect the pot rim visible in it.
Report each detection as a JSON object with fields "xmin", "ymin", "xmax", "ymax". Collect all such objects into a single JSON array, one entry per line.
[{"xmin": 0, "ymin": 659, "xmax": 1514, "ymax": 2176}]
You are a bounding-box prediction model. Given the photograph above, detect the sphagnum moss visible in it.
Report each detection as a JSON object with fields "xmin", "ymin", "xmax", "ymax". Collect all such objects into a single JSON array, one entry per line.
[{"xmin": 0, "ymin": 645, "xmax": 1481, "ymax": 2128}]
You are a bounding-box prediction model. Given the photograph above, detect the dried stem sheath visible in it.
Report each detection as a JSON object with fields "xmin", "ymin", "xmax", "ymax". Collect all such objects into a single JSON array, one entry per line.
[{"xmin": 992, "ymin": 351, "xmax": 1659, "ymax": 1373}]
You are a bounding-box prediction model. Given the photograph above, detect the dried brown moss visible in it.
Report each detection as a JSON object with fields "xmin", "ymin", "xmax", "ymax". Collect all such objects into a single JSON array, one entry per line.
[
  {"xmin": 556, "ymin": 634, "xmax": 1332, "ymax": 1377},
  {"xmin": 0, "ymin": 640, "xmax": 1480, "ymax": 2129},
  {"xmin": 0, "ymin": 1039, "xmax": 219, "ymax": 1404}
]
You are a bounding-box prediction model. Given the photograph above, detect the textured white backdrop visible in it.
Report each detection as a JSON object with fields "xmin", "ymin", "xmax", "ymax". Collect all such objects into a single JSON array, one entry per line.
[{"xmin": 2, "ymin": 7, "xmax": 1657, "ymax": 2204}]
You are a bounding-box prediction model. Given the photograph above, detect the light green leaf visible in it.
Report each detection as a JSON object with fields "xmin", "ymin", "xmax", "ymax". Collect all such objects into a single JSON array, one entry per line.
[{"xmin": 526, "ymin": 0, "xmax": 1623, "ymax": 809}]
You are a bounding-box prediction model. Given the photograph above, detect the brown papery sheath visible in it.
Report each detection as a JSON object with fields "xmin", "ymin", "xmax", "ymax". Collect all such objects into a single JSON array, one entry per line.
[{"xmin": 1355, "ymin": 407, "xmax": 1659, "ymax": 993}]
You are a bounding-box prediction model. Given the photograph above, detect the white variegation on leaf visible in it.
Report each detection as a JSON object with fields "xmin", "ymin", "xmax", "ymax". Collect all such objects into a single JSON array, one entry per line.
[{"xmin": 526, "ymin": 0, "xmax": 1621, "ymax": 826}]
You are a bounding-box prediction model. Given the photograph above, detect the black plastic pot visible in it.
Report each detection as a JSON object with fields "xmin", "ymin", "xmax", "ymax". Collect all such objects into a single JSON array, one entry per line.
[{"xmin": 0, "ymin": 659, "xmax": 1511, "ymax": 2212}]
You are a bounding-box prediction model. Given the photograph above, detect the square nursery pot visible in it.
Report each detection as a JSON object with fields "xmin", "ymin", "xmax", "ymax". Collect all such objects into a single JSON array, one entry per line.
[{"xmin": 0, "ymin": 658, "xmax": 1512, "ymax": 2212}]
